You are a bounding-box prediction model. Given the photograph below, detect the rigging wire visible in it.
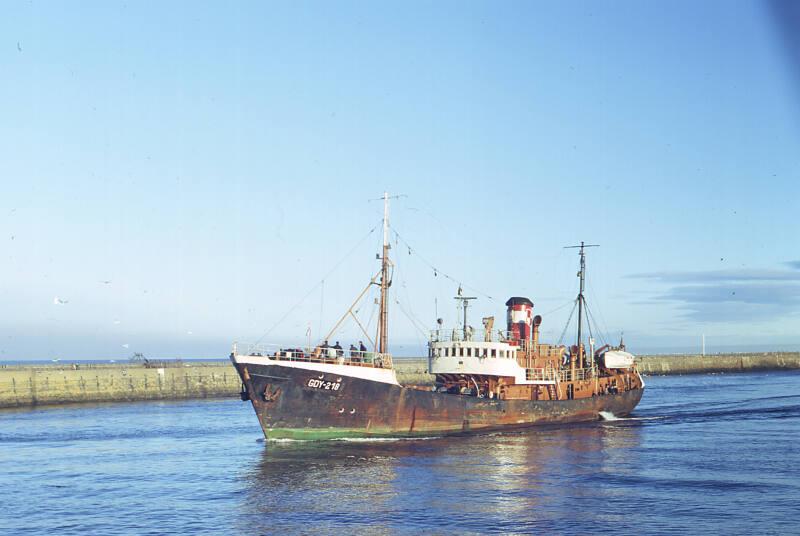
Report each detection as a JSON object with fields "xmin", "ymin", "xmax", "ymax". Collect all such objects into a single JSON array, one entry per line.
[
  {"xmin": 318, "ymin": 279, "xmax": 324, "ymax": 342},
  {"xmin": 389, "ymin": 224, "xmax": 497, "ymax": 303},
  {"xmin": 391, "ymin": 259, "xmax": 429, "ymax": 346},
  {"xmin": 586, "ymin": 281, "xmax": 613, "ymax": 345},
  {"xmin": 254, "ymin": 222, "xmax": 380, "ymax": 344},
  {"xmin": 364, "ymin": 290, "xmax": 378, "ymax": 334},
  {"xmin": 396, "ymin": 281, "xmax": 430, "ymax": 336},
  {"xmin": 538, "ymin": 300, "xmax": 576, "ymax": 317},
  {"xmin": 584, "ymin": 301, "xmax": 609, "ymax": 347},
  {"xmin": 394, "ymin": 297, "xmax": 430, "ymax": 339},
  {"xmin": 584, "ymin": 298, "xmax": 594, "ymax": 343},
  {"xmin": 557, "ymin": 299, "xmax": 578, "ymax": 346}
]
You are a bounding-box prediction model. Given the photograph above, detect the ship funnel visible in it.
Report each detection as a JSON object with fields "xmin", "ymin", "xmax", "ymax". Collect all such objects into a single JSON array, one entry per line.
[
  {"xmin": 532, "ymin": 315, "xmax": 542, "ymax": 346},
  {"xmin": 505, "ymin": 297, "xmax": 533, "ymax": 344}
]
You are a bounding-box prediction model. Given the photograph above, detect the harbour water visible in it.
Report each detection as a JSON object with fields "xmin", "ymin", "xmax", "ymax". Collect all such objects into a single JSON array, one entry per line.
[{"xmin": 1, "ymin": 371, "xmax": 798, "ymax": 535}]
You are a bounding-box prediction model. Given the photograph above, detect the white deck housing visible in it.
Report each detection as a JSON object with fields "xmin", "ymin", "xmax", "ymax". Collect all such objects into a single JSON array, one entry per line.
[{"xmin": 428, "ymin": 340, "xmax": 554, "ymax": 384}]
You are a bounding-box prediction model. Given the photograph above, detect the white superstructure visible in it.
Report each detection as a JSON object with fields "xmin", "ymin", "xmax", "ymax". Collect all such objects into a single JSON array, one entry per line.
[{"xmin": 428, "ymin": 329, "xmax": 567, "ymax": 385}]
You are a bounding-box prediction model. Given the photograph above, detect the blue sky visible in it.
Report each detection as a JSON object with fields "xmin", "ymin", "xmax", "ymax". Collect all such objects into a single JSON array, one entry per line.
[{"xmin": 1, "ymin": 1, "xmax": 799, "ymax": 359}]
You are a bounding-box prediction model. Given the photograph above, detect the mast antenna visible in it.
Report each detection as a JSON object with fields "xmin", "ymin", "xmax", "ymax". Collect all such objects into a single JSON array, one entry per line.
[
  {"xmin": 453, "ymin": 285, "xmax": 477, "ymax": 340},
  {"xmin": 564, "ymin": 241, "xmax": 599, "ymax": 367}
]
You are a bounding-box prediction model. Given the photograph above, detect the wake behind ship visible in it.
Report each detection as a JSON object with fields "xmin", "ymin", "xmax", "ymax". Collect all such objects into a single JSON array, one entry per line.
[{"xmin": 231, "ymin": 194, "xmax": 644, "ymax": 440}]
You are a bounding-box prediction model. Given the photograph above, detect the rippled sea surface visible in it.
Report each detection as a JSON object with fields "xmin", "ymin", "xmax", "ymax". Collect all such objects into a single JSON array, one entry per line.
[{"xmin": 2, "ymin": 371, "xmax": 799, "ymax": 535}]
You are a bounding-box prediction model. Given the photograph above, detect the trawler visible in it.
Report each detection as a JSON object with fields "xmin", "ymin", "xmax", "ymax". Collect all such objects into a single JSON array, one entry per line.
[{"xmin": 231, "ymin": 194, "xmax": 644, "ymax": 439}]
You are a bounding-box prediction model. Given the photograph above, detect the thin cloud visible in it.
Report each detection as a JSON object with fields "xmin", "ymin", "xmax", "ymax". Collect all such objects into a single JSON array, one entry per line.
[
  {"xmin": 630, "ymin": 263, "xmax": 800, "ymax": 322},
  {"xmin": 767, "ymin": 0, "xmax": 800, "ymax": 115},
  {"xmin": 661, "ymin": 282, "xmax": 800, "ymax": 306},
  {"xmin": 629, "ymin": 269, "xmax": 800, "ymax": 283},
  {"xmin": 667, "ymin": 300, "xmax": 799, "ymax": 322}
]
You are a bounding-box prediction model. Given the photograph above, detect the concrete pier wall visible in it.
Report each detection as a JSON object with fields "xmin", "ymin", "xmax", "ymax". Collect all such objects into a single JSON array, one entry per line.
[
  {"xmin": 0, "ymin": 362, "xmax": 241, "ymax": 409},
  {"xmin": 1, "ymin": 352, "xmax": 797, "ymax": 409},
  {"xmin": 0, "ymin": 359, "xmax": 434, "ymax": 409},
  {"xmin": 635, "ymin": 352, "xmax": 800, "ymax": 375}
]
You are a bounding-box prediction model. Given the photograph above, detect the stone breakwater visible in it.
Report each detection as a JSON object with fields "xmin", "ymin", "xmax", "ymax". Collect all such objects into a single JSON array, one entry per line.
[
  {"xmin": 1, "ymin": 353, "xmax": 798, "ymax": 409},
  {"xmin": 0, "ymin": 362, "xmax": 241, "ymax": 409},
  {"xmin": 635, "ymin": 352, "xmax": 800, "ymax": 375},
  {"xmin": 0, "ymin": 359, "xmax": 435, "ymax": 409}
]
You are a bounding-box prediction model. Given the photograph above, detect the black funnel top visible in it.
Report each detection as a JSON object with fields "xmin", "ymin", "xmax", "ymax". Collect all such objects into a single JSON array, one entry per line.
[{"xmin": 505, "ymin": 297, "xmax": 533, "ymax": 307}]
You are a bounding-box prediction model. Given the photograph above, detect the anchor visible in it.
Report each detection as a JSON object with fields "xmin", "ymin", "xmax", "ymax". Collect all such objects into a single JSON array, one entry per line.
[{"xmin": 262, "ymin": 385, "xmax": 282, "ymax": 403}]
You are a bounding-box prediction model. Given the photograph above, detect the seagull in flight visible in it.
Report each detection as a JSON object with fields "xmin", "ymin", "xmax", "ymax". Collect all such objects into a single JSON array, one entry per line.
[{"xmin": 53, "ymin": 296, "xmax": 69, "ymax": 305}]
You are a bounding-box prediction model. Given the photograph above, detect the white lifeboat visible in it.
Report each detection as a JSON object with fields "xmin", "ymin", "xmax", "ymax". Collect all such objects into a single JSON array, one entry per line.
[{"xmin": 603, "ymin": 350, "xmax": 635, "ymax": 369}]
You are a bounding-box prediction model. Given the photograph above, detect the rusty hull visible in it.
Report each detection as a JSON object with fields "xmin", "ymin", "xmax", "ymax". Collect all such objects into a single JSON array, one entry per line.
[{"xmin": 235, "ymin": 362, "xmax": 644, "ymax": 440}]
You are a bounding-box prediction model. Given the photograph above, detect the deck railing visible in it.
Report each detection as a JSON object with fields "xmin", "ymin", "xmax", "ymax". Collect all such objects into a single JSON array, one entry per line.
[
  {"xmin": 429, "ymin": 331, "xmax": 566, "ymax": 358},
  {"xmin": 516, "ymin": 340, "xmax": 566, "ymax": 357},
  {"xmin": 526, "ymin": 367, "xmax": 594, "ymax": 382},
  {"xmin": 234, "ymin": 343, "xmax": 393, "ymax": 370},
  {"xmin": 429, "ymin": 329, "xmax": 515, "ymax": 344}
]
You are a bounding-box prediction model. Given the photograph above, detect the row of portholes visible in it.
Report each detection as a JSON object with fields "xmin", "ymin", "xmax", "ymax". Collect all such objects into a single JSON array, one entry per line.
[{"xmin": 433, "ymin": 346, "xmax": 513, "ymax": 359}]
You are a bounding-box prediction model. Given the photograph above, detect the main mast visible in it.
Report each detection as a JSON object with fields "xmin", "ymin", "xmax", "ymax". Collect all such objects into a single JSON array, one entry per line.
[
  {"xmin": 577, "ymin": 243, "xmax": 586, "ymax": 356},
  {"xmin": 378, "ymin": 192, "xmax": 390, "ymax": 354},
  {"xmin": 565, "ymin": 241, "xmax": 598, "ymax": 368}
]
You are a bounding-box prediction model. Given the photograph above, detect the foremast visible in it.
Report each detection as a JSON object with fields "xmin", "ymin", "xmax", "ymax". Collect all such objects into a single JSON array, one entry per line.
[{"xmin": 377, "ymin": 192, "xmax": 390, "ymax": 354}]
